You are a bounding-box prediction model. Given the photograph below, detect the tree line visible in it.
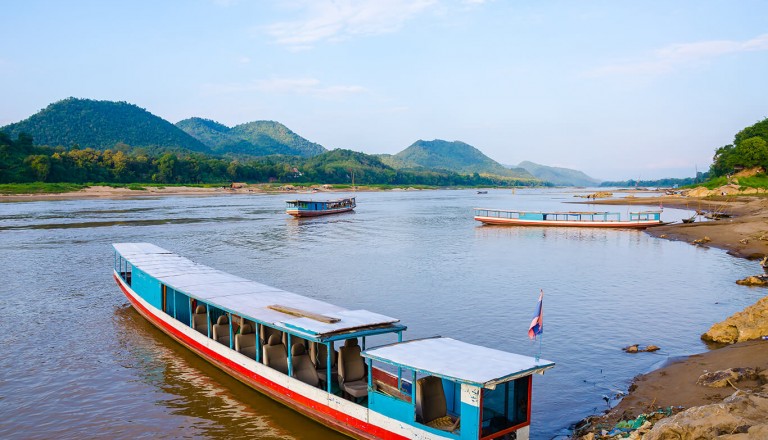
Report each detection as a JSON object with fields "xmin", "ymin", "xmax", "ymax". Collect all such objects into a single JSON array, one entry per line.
[
  {"xmin": 0, "ymin": 132, "xmax": 538, "ymax": 187},
  {"xmin": 710, "ymin": 118, "xmax": 768, "ymax": 177}
]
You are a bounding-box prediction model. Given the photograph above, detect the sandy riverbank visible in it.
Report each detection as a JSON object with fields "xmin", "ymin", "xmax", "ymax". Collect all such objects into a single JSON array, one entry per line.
[
  {"xmin": 575, "ymin": 193, "xmax": 768, "ymax": 438},
  {"xmin": 587, "ymin": 194, "xmax": 768, "ymax": 259},
  {"xmin": 0, "ymin": 184, "xmax": 371, "ymax": 202}
]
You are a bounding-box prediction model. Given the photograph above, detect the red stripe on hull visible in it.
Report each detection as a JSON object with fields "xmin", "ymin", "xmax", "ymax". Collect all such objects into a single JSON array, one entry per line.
[{"xmin": 113, "ymin": 273, "xmax": 407, "ymax": 440}]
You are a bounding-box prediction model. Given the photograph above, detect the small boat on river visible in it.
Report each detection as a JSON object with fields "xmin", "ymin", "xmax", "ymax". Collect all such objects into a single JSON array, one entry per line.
[
  {"xmin": 113, "ymin": 243, "xmax": 553, "ymax": 439},
  {"xmin": 474, "ymin": 208, "xmax": 664, "ymax": 229},
  {"xmin": 286, "ymin": 197, "xmax": 356, "ymax": 217}
]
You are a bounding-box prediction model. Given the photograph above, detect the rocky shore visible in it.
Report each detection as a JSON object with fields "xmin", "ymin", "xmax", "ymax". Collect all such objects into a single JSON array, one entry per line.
[{"xmin": 576, "ymin": 191, "xmax": 768, "ymax": 439}]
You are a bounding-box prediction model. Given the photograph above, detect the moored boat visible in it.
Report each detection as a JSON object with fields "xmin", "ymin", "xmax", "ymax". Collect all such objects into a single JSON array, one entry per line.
[
  {"xmin": 286, "ymin": 197, "xmax": 356, "ymax": 217},
  {"xmin": 113, "ymin": 243, "xmax": 554, "ymax": 439},
  {"xmin": 474, "ymin": 208, "xmax": 663, "ymax": 228}
]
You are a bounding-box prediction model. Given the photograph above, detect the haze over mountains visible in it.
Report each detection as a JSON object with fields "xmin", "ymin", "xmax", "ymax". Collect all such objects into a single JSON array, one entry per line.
[{"xmin": 0, "ymin": 98, "xmax": 600, "ymax": 186}]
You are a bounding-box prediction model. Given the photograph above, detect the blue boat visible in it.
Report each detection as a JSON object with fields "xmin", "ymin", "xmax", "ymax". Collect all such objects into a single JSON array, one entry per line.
[
  {"xmin": 113, "ymin": 243, "xmax": 554, "ymax": 439},
  {"xmin": 286, "ymin": 197, "xmax": 356, "ymax": 217}
]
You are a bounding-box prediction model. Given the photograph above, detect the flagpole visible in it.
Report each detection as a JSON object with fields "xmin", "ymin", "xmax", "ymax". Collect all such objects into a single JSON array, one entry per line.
[{"xmin": 537, "ymin": 289, "xmax": 543, "ymax": 362}]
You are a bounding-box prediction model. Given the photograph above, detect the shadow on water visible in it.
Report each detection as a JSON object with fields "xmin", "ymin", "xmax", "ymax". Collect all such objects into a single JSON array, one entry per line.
[{"xmin": 112, "ymin": 305, "xmax": 345, "ymax": 440}]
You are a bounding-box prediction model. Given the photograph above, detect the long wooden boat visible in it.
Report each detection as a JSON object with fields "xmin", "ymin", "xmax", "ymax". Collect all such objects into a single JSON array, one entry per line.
[
  {"xmin": 474, "ymin": 208, "xmax": 663, "ymax": 229},
  {"xmin": 113, "ymin": 243, "xmax": 554, "ymax": 439},
  {"xmin": 286, "ymin": 197, "xmax": 356, "ymax": 217}
]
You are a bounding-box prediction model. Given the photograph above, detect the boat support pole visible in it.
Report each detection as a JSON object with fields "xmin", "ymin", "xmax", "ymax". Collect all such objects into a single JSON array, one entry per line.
[
  {"xmin": 397, "ymin": 331, "xmax": 403, "ymax": 391},
  {"xmin": 206, "ymin": 307, "xmax": 211, "ymax": 338},
  {"xmin": 287, "ymin": 334, "xmax": 293, "ymax": 378},
  {"xmin": 229, "ymin": 313, "xmax": 234, "ymax": 349},
  {"xmin": 255, "ymin": 324, "xmax": 262, "ymax": 363},
  {"xmin": 326, "ymin": 342, "xmax": 332, "ymax": 394}
]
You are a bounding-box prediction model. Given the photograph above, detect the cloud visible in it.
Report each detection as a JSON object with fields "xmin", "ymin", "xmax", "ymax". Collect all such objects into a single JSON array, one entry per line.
[
  {"xmin": 204, "ymin": 77, "xmax": 367, "ymax": 97},
  {"xmin": 264, "ymin": 0, "xmax": 437, "ymax": 48},
  {"xmin": 586, "ymin": 33, "xmax": 768, "ymax": 77}
]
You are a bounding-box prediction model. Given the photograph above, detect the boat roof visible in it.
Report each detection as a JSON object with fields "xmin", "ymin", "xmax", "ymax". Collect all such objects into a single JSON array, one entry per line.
[
  {"xmin": 113, "ymin": 243, "xmax": 403, "ymax": 341},
  {"xmin": 286, "ymin": 196, "xmax": 355, "ymax": 203},
  {"xmin": 362, "ymin": 337, "xmax": 554, "ymax": 389}
]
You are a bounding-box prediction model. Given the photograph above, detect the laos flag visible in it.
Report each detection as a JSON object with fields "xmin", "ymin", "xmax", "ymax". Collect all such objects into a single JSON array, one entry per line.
[{"xmin": 528, "ymin": 290, "xmax": 544, "ymax": 340}]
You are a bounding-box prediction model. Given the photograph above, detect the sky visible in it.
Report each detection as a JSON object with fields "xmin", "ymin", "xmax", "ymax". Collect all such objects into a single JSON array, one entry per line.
[{"xmin": 2, "ymin": 1, "xmax": 767, "ymax": 181}]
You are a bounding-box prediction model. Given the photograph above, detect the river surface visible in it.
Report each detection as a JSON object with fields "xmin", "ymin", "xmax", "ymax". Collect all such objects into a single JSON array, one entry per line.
[{"xmin": 0, "ymin": 188, "xmax": 761, "ymax": 439}]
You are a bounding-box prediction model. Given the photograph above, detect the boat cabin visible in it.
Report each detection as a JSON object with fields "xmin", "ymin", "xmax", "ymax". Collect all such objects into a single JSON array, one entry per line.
[
  {"xmin": 363, "ymin": 338, "xmax": 553, "ymax": 439},
  {"xmin": 112, "ymin": 243, "xmax": 553, "ymax": 439}
]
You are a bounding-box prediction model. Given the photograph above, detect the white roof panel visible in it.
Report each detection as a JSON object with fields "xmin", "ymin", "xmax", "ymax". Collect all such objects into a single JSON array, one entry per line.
[
  {"xmin": 113, "ymin": 243, "xmax": 402, "ymax": 338},
  {"xmin": 362, "ymin": 337, "xmax": 554, "ymax": 388}
]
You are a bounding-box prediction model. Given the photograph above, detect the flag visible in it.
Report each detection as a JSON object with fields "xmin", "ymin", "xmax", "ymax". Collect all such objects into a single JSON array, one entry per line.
[{"xmin": 528, "ymin": 290, "xmax": 544, "ymax": 340}]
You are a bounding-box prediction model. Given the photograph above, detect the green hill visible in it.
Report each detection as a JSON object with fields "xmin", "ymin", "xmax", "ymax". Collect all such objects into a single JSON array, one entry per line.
[
  {"xmin": 391, "ymin": 139, "xmax": 534, "ymax": 179},
  {"xmin": 177, "ymin": 118, "xmax": 326, "ymax": 157},
  {"xmin": 516, "ymin": 161, "xmax": 600, "ymax": 186},
  {"xmin": 0, "ymin": 98, "xmax": 209, "ymax": 152}
]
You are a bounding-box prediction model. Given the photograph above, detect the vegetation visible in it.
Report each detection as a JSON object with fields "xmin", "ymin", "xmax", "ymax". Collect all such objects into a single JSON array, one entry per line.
[
  {"xmin": 599, "ymin": 175, "xmax": 707, "ymax": 188},
  {"xmin": 177, "ymin": 118, "xmax": 326, "ymax": 157},
  {"xmin": 0, "ymin": 132, "xmax": 541, "ymax": 189},
  {"xmin": 1, "ymin": 98, "xmax": 208, "ymax": 152},
  {"xmin": 388, "ymin": 139, "xmax": 533, "ymax": 178},
  {"xmin": 710, "ymin": 118, "xmax": 768, "ymax": 178}
]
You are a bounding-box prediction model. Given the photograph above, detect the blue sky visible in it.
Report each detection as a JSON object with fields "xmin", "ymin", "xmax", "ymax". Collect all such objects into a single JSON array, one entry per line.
[{"xmin": 2, "ymin": 0, "xmax": 767, "ymax": 180}]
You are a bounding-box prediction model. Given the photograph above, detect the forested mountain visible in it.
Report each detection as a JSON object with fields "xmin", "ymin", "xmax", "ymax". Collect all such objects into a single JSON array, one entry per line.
[
  {"xmin": 516, "ymin": 161, "xmax": 600, "ymax": 186},
  {"xmin": 176, "ymin": 118, "xmax": 326, "ymax": 157},
  {"xmin": 0, "ymin": 98, "xmax": 208, "ymax": 152},
  {"xmin": 386, "ymin": 139, "xmax": 533, "ymax": 179}
]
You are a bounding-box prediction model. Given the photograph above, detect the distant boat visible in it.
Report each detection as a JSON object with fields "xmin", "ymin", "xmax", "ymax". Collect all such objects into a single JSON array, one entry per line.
[
  {"xmin": 474, "ymin": 208, "xmax": 664, "ymax": 229},
  {"xmin": 286, "ymin": 197, "xmax": 356, "ymax": 217},
  {"xmin": 112, "ymin": 243, "xmax": 554, "ymax": 439},
  {"xmin": 477, "ymin": 191, "xmax": 488, "ymax": 194}
]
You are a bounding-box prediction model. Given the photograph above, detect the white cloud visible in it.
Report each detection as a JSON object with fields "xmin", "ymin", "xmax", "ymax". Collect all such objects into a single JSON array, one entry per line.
[
  {"xmin": 586, "ymin": 33, "xmax": 768, "ymax": 77},
  {"xmin": 204, "ymin": 77, "xmax": 367, "ymax": 97},
  {"xmin": 264, "ymin": 0, "xmax": 437, "ymax": 48}
]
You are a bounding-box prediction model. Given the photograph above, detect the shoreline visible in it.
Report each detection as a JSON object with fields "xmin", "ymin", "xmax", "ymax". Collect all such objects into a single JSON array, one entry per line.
[{"xmin": 575, "ymin": 194, "xmax": 768, "ymax": 438}]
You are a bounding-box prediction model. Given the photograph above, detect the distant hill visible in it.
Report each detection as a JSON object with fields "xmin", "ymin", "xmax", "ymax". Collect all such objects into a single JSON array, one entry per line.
[
  {"xmin": 177, "ymin": 118, "xmax": 326, "ymax": 157},
  {"xmin": 0, "ymin": 98, "xmax": 208, "ymax": 152},
  {"xmin": 387, "ymin": 139, "xmax": 534, "ymax": 179},
  {"xmin": 516, "ymin": 161, "xmax": 600, "ymax": 186}
]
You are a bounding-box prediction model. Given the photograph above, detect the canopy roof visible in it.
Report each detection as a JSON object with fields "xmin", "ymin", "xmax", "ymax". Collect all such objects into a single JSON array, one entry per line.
[
  {"xmin": 362, "ymin": 337, "xmax": 555, "ymax": 388},
  {"xmin": 114, "ymin": 243, "xmax": 403, "ymax": 341}
]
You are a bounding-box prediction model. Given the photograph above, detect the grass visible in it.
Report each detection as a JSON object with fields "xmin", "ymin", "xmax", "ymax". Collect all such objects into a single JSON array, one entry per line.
[{"xmin": 0, "ymin": 182, "xmax": 87, "ymax": 194}]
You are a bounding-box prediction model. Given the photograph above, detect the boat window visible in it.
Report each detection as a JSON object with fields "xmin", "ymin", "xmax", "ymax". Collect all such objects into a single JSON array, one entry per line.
[
  {"xmin": 116, "ymin": 254, "xmax": 132, "ymax": 286},
  {"xmin": 369, "ymin": 360, "xmax": 412, "ymax": 403},
  {"xmin": 171, "ymin": 290, "xmax": 190, "ymax": 325},
  {"xmin": 480, "ymin": 376, "xmax": 530, "ymax": 439},
  {"xmin": 415, "ymin": 376, "xmax": 460, "ymax": 433}
]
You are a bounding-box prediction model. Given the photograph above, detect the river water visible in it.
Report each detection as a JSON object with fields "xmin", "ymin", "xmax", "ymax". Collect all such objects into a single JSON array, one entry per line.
[{"xmin": 0, "ymin": 188, "xmax": 760, "ymax": 439}]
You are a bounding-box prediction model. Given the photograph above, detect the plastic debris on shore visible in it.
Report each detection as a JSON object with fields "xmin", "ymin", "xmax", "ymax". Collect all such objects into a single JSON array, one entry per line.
[{"xmin": 578, "ymin": 407, "xmax": 678, "ymax": 439}]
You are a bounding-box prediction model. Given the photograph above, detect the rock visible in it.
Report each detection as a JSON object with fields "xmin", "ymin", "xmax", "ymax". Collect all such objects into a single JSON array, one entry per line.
[
  {"xmin": 702, "ymin": 296, "xmax": 768, "ymax": 344},
  {"xmin": 623, "ymin": 344, "xmax": 660, "ymax": 353},
  {"xmin": 624, "ymin": 344, "xmax": 639, "ymax": 353},
  {"xmin": 696, "ymin": 369, "xmax": 741, "ymax": 388},
  {"xmin": 736, "ymin": 275, "xmax": 768, "ymax": 286},
  {"xmin": 643, "ymin": 392, "xmax": 768, "ymax": 440}
]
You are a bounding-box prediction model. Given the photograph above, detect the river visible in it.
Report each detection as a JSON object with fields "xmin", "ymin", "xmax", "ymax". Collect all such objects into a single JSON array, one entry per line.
[{"xmin": 0, "ymin": 188, "xmax": 760, "ymax": 439}]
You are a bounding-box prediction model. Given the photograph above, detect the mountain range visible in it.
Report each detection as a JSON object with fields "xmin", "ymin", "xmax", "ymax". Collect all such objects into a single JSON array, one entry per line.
[
  {"xmin": 0, "ymin": 97, "xmax": 600, "ymax": 185},
  {"xmin": 516, "ymin": 161, "xmax": 601, "ymax": 187}
]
